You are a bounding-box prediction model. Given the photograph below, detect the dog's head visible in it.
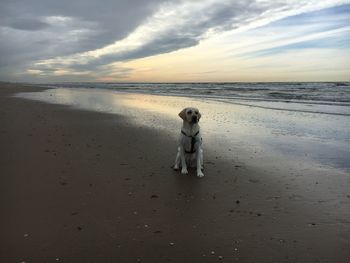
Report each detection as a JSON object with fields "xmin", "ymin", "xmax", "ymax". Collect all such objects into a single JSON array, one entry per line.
[{"xmin": 179, "ymin": 107, "xmax": 201, "ymax": 124}]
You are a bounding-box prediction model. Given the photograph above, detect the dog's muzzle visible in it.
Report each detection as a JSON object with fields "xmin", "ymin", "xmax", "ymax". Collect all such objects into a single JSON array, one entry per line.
[{"xmin": 191, "ymin": 116, "xmax": 198, "ymax": 123}]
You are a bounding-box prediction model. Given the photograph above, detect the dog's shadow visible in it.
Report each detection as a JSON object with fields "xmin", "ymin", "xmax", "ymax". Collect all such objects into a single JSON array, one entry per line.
[{"xmin": 171, "ymin": 166, "xmax": 204, "ymax": 195}]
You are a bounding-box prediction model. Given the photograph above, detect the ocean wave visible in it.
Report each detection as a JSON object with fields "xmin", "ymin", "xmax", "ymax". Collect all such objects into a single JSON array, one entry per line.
[{"xmin": 45, "ymin": 82, "xmax": 350, "ymax": 115}]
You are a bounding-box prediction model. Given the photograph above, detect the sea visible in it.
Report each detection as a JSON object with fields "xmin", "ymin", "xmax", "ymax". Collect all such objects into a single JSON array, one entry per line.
[{"xmin": 41, "ymin": 82, "xmax": 350, "ymax": 116}]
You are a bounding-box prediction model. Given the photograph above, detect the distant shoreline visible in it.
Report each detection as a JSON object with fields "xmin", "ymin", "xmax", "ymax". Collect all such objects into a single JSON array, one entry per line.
[{"xmin": 14, "ymin": 81, "xmax": 350, "ymax": 116}]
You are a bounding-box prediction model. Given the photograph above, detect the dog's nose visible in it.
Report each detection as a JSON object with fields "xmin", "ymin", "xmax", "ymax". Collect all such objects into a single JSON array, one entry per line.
[{"xmin": 192, "ymin": 115, "xmax": 198, "ymax": 123}]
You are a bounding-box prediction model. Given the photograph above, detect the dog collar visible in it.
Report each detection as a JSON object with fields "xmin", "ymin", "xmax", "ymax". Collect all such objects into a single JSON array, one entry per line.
[{"xmin": 181, "ymin": 130, "xmax": 200, "ymax": 153}]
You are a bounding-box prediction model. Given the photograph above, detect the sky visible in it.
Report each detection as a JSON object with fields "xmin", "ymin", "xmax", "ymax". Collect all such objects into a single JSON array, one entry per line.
[{"xmin": 0, "ymin": 0, "xmax": 349, "ymax": 82}]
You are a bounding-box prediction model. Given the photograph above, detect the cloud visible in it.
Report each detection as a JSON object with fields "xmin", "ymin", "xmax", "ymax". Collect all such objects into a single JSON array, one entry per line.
[
  {"xmin": 30, "ymin": 0, "xmax": 350, "ymax": 75},
  {"xmin": 223, "ymin": 4, "xmax": 350, "ymax": 58},
  {"xmin": 0, "ymin": 0, "xmax": 349, "ymax": 81},
  {"xmin": 7, "ymin": 18, "xmax": 50, "ymax": 31},
  {"xmin": 0, "ymin": 0, "xmax": 172, "ymax": 81}
]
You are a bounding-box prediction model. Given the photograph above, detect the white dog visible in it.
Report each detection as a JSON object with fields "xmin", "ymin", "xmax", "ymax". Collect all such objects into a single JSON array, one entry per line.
[{"xmin": 174, "ymin": 107, "xmax": 204, "ymax": 177}]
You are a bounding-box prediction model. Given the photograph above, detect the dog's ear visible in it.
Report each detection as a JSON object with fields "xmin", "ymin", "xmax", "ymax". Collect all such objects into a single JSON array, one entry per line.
[{"xmin": 179, "ymin": 108, "xmax": 187, "ymax": 120}]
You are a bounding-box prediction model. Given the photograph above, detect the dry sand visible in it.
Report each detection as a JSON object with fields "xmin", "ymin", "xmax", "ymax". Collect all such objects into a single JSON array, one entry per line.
[{"xmin": 1, "ymin": 83, "xmax": 349, "ymax": 262}]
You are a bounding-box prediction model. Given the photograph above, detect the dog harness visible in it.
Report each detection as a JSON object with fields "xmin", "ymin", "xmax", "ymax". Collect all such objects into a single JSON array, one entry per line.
[{"xmin": 181, "ymin": 130, "xmax": 200, "ymax": 154}]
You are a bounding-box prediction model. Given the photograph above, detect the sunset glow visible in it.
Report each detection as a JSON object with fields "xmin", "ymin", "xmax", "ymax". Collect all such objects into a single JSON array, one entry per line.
[{"xmin": 1, "ymin": 0, "xmax": 349, "ymax": 82}]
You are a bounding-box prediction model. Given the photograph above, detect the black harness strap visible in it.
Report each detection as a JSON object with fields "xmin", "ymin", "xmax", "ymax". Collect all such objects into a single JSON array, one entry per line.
[{"xmin": 181, "ymin": 130, "xmax": 200, "ymax": 154}]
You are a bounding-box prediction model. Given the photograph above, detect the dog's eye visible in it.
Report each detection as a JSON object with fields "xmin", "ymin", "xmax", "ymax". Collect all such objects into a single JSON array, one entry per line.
[
  {"xmin": 195, "ymin": 111, "xmax": 198, "ymax": 115},
  {"xmin": 187, "ymin": 110, "xmax": 192, "ymax": 114}
]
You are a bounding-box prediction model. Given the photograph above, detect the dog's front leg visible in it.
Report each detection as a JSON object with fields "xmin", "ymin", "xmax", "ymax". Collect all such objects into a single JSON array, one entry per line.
[
  {"xmin": 196, "ymin": 148, "xmax": 204, "ymax": 177},
  {"xmin": 173, "ymin": 147, "xmax": 181, "ymax": 170},
  {"xmin": 179, "ymin": 146, "xmax": 188, "ymax": 174}
]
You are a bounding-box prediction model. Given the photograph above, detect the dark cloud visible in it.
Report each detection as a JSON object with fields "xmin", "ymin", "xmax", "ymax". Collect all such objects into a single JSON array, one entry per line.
[
  {"xmin": 0, "ymin": 0, "xmax": 173, "ymax": 80},
  {"xmin": 0, "ymin": 0, "xmax": 341, "ymax": 81},
  {"xmin": 66, "ymin": 35, "xmax": 199, "ymax": 71},
  {"xmin": 48, "ymin": 0, "xmax": 270, "ymax": 72},
  {"xmin": 8, "ymin": 18, "xmax": 50, "ymax": 31}
]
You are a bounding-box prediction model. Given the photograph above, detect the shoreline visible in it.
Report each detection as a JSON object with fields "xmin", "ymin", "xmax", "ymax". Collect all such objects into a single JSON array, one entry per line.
[
  {"xmin": 14, "ymin": 81, "xmax": 350, "ymax": 116},
  {"xmin": 1, "ymin": 83, "xmax": 349, "ymax": 262}
]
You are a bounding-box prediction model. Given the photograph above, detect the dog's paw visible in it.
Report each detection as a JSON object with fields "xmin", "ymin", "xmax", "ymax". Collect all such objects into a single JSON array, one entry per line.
[
  {"xmin": 173, "ymin": 164, "xmax": 179, "ymax": 171},
  {"xmin": 197, "ymin": 170, "xmax": 204, "ymax": 178},
  {"xmin": 181, "ymin": 168, "xmax": 188, "ymax": 175}
]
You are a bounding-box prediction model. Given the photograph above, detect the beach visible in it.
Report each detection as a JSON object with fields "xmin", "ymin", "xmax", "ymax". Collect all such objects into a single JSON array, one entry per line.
[{"xmin": 1, "ymin": 83, "xmax": 350, "ymax": 262}]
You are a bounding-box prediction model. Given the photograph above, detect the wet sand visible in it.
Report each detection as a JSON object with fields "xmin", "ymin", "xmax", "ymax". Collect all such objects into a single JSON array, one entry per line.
[{"xmin": 1, "ymin": 83, "xmax": 349, "ymax": 262}]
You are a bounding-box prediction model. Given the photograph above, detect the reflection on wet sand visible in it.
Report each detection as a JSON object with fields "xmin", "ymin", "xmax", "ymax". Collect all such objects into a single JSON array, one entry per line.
[{"xmin": 16, "ymin": 87, "xmax": 350, "ymax": 173}]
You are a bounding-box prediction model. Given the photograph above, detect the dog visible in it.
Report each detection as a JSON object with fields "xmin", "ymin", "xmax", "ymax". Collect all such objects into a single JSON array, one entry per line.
[{"xmin": 173, "ymin": 107, "xmax": 204, "ymax": 177}]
